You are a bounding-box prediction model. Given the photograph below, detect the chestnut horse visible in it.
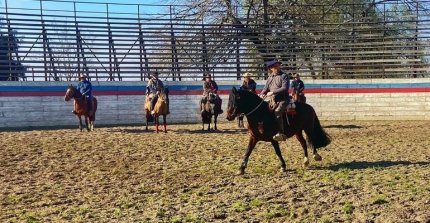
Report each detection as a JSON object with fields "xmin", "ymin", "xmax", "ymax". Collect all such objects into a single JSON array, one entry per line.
[
  {"xmin": 144, "ymin": 88, "xmax": 169, "ymax": 133},
  {"xmin": 64, "ymin": 85, "xmax": 97, "ymax": 132},
  {"xmin": 226, "ymin": 88, "xmax": 331, "ymax": 175}
]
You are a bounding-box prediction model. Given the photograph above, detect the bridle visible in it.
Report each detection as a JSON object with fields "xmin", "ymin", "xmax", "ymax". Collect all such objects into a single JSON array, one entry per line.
[{"xmin": 230, "ymin": 92, "xmax": 265, "ymax": 118}]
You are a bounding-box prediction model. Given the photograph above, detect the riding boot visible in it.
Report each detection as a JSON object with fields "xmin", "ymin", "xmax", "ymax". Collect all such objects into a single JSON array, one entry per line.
[{"xmin": 273, "ymin": 116, "xmax": 287, "ymax": 141}]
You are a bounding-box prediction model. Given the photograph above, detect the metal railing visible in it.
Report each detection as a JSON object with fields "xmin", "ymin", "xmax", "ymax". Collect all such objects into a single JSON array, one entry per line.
[{"xmin": 1, "ymin": 0, "xmax": 430, "ymax": 81}]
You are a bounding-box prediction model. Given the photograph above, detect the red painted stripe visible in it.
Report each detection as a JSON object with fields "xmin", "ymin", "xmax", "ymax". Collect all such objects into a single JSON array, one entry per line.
[{"xmin": 0, "ymin": 88, "xmax": 429, "ymax": 97}]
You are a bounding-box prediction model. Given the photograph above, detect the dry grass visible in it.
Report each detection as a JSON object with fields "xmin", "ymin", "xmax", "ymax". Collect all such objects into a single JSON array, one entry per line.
[{"xmin": 1, "ymin": 121, "xmax": 429, "ymax": 222}]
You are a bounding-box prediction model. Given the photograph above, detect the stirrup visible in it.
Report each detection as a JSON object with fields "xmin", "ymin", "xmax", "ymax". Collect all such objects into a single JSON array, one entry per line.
[{"xmin": 273, "ymin": 133, "xmax": 287, "ymax": 141}]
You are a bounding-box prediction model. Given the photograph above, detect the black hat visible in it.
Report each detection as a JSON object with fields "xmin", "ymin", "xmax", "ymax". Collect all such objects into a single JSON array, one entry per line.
[{"xmin": 264, "ymin": 59, "xmax": 282, "ymax": 68}]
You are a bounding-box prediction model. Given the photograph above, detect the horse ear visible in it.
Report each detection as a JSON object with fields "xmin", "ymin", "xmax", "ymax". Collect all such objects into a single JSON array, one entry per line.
[{"xmin": 232, "ymin": 87, "xmax": 237, "ymax": 94}]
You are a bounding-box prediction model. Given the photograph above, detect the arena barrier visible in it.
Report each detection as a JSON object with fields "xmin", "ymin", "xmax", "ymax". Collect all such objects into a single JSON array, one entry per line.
[{"xmin": 0, "ymin": 78, "xmax": 429, "ymax": 128}]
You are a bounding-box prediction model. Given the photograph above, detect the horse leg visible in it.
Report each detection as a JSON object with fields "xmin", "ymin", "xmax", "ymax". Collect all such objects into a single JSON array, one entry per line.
[
  {"xmin": 163, "ymin": 115, "xmax": 167, "ymax": 133},
  {"xmin": 207, "ymin": 115, "xmax": 211, "ymax": 131},
  {"xmin": 238, "ymin": 136, "xmax": 258, "ymax": 175},
  {"xmin": 155, "ymin": 116, "xmax": 159, "ymax": 133},
  {"xmin": 214, "ymin": 114, "xmax": 218, "ymax": 131},
  {"xmin": 77, "ymin": 115, "xmax": 83, "ymax": 132},
  {"xmin": 304, "ymin": 126, "xmax": 322, "ymax": 162},
  {"xmin": 85, "ymin": 116, "xmax": 90, "ymax": 132},
  {"xmin": 271, "ymin": 140, "xmax": 287, "ymax": 173},
  {"xmin": 295, "ymin": 132, "xmax": 309, "ymax": 167}
]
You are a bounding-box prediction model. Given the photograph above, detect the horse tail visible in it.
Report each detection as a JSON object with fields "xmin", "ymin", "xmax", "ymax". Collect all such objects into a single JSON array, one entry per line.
[
  {"xmin": 91, "ymin": 97, "xmax": 98, "ymax": 121},
  {"xmin": 308, "ymin": 114, "xmax": 331, "ymax": 149}
]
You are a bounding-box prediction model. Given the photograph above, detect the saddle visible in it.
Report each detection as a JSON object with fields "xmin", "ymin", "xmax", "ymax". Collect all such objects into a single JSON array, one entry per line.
[{"xmin": 265, "ymin": 96, "xmax": 296, "ymax": 115}]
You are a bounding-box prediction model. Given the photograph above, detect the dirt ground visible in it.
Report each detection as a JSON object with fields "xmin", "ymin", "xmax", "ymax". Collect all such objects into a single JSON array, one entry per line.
[{"xmin": 1, "ymin": 120, "xmax": 429, "ymax": 223}]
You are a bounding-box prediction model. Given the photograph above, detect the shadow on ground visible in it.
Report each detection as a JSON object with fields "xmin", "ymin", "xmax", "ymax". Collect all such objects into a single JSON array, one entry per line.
[
  {"xmin": 325, "ymin": 160, "xmax": 430, "ymax": 171},
  {"xmin": 174, "ymin": 128, "xmax": 247, "ymax": 134},
  {"xmin": 324, "ymin": 124, "xmax": 363, "ymax": 129}
]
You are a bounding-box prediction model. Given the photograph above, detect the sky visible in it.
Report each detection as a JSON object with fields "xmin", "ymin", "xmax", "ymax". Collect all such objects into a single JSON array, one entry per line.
[{"xmin": 2, "ymin": 0, "xmax": 170, "ymax": 18}]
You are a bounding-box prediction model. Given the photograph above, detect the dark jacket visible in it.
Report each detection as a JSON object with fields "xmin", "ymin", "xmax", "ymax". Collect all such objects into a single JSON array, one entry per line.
[
  {"xmin": 203, "ymin": 80, "xmax": 218, "ymax": 96},
  {"xmin": 291, "ymin": 79, "xmax": 305, "ymax": 93},
  {"xmin": 261, "ymin": 71, "xmax": 289, "ymax": 102},
  {"xmin": 146, "ymin": 78, "xmax": 164, "ymax": 94},
  {"xmin": 240, "ymin": 79, "xmax": 257, "ymax": 93},
  {"xmin": 77, "ymin": 80, "xmax": 92, "ymax": 98}
]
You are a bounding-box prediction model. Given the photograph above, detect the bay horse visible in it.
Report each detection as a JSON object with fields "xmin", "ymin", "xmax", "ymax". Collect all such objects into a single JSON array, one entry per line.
[
  {"xmin": 144, "ymin": 88, "xmax": 169, "ymax": 133},
  {"xmin": 201, "ymin": 92, "xmax": 222, "ymax": 131},
  {"xmin": 226, "ymin": 88, "xmax": 331, "ymax": 175},
  {"xmin": 64, "ymin": 85, "xmax": 97, "ymax": 132}
]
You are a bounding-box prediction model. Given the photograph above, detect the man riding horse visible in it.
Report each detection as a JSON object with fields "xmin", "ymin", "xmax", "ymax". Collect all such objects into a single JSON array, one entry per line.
[
  {"xmin": 146, "ymin": 72, "xmax": 165, "ymax": 115},
  {"xmin": 259, "ymin": 59, "xmax": 290, "ymax": 141},
  {"xmin": 200, "ymin": 73, "xmax": 222, "ymax": 114},
  {"xmin": 239, "ymin": 72, "xmax": 257, "ymax": 93},
  {"xmin": 291, "ymin": 73, "xmax": 306, "ymax": 103},
  {"xmin": 73, "ymin": 73, "xmax": 93, "ymax": 114}
]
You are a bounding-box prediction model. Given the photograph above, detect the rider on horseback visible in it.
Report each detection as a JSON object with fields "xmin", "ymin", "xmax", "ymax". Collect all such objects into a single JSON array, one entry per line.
[
  {"xmin": 259, "ymin": 59, "xmax": 290, "ymax": 141},
  {"xmin": 146, "ymin": 72, "xmax": 165, "ymax": 115},
  {"xmin": 74, "ymin": 73, "xmax": 93, "ymax": 114},
  {"xmin": 291, "ymin": 73, "xmax": 305, "ymax": 103},
  {"xmin": 239, "ymin": 72, "xmax": 257, "ymax": 93},
  {"xmin": 201, "ymin": 73, "xmax": 222, "ymax": 114}
]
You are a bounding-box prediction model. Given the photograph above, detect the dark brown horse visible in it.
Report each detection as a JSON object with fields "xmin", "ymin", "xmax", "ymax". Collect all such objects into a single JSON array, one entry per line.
[
  {"xmin": 64, "ymin": 85, "xmax": 97, "ymax": 132},
  {"xmin": 201, "ymin": 92, "xmax": 222, "ymax": 131},
  {"xmin": 144, "ymin": 88, "xmax": 169, "ymax": 133},
  {"xmin": 226, "ymin": 88, "xmax": 331, "ymax": 174}
]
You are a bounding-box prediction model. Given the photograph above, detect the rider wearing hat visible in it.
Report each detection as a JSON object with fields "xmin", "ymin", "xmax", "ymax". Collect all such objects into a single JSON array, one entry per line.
[
  {"xmin": 239, "ymin": 72, "xmax": 257, "ymax": 93},
  {"xmin": 201, "ymin": 73, "xmax": 221, "ymax": 113},
  {"xmin": 75, "ymin": 73, "xmax": 93, "ymax": 114},
  {"xmin": 146, "ymin": 72, "xmax": 165, "ymax": 115},
  {"xmin": 291, "ymin": 73, "xmax": 305, "ymax": 102},
  {"xmin": 259, "ymin": 59, "xmax": 290, "ymax": 141}
]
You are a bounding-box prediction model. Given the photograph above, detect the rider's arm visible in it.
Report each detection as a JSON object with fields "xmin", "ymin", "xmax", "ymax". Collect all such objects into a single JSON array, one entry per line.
[
  {"xmin": 213, "ymin": 81, "xmax": 218, "ymax": 94},
  {"xmin": 299, "ymin": 81, "xmax": 305, "ymax": 92},
  {"xmin": 260, "ymin": 78, "xmax": 269, "ymax": 95},
  {"xmin": 250, "ymin": 80, "xmax": 256, "ymax": 92},
  {"xmin": 81, "ymin": 82, "xmax": 92, "ymax": 95},
  {"xmin": 146, "ymin": 81, "xmax": 152, "ymax": 95}
]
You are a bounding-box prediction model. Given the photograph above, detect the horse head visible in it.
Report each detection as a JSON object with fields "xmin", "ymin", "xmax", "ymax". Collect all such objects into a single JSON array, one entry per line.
[
  {"xmin": 226, "ymin": 87, "xmax": 241, "ymax": 121},
  {"xmin": 227, "ymin": 87, "xmax": 264, "ymax": 121},
  {"xmin": 64, "ymin": 85, "xmax": 82, "ymax": 101}
]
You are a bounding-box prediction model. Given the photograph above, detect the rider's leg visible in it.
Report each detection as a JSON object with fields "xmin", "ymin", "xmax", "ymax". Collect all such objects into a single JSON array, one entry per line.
[
  {"xmin": 151, "ymin": 95, "xmax": 158, "ymax": 115},
  {"xmin": 86, "ymin": 96, "xmax": 92, "ymax": 113},
  {"xmin": 200, "ymin": 97, "xmax": 207, "ymax": 112},
  {"xmin": 273, "ymin": 101, "xmax": 287, "ymax": 141}
]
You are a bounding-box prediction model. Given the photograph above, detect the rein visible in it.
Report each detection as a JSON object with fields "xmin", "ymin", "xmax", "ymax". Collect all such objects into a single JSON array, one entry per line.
[{"xmin": 245, "ymin": 99, "xmax": 265, "ymax": 116}]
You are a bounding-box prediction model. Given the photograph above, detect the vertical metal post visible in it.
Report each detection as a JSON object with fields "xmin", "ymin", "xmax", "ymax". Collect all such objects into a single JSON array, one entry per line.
[
  {"xmin": 169, "ymin": 5, "xmax": 179, "ymax": 81},
  {"xmin": 201, "ymin": 17, "xmax": 209, "ymax": 78},
  {"xmin": 74, "ymin": 2, "xmax": 80, "ymax": 78},
  {"xmin": 107, "ymin": 4, "xmax": 113, "ymax": 81},
  {"xmin": 5, "ymin": 0, "xmax": 13, "ymax": 81},
  {"xmin": 40, "ymin": 0, "xmax": 48, "ymax": 81},
  {"xmin": 138, "ymin": 5, "xmax": 143, "ymax": 81},
  {"xmin": 414, "ymin": 1, "xmax": 419, "ymax": 78}
]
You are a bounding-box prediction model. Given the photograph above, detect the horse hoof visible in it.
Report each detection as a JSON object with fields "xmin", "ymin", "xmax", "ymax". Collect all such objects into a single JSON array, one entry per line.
[
  {"xmin": 303, "ymin": 157, "xmax": 309, "ymax": 167},
  {"xmin": 313, "ymin": 153, "xmax": 322, "ymax": 161},
  {"xmin": 280, "ymin": 167, "xmax": 287, "ymax": 173},
  {"xmin": 237, "ymin": 170, "xmax": 245, "ymax": 175}
]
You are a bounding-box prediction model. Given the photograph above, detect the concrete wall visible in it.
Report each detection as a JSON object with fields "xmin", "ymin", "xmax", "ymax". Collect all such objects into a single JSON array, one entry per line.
[{"xmin": 0, "ymin": 78, "xmax": 429, "ymax": 128}]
